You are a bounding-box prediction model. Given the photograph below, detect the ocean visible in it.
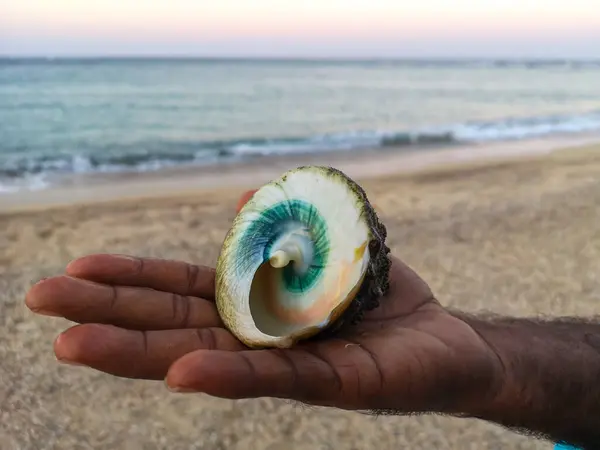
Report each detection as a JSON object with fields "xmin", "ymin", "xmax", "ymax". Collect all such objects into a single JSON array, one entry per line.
[{"xmin": 1, "ymin": 58, "xmax": 600, "ymax": 193}]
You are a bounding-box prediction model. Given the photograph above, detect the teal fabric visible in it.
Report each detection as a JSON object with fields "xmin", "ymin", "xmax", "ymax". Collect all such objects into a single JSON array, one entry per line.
[{"xmin": 555, "ymin": 444, "xmax": 580, "ymax": 449}]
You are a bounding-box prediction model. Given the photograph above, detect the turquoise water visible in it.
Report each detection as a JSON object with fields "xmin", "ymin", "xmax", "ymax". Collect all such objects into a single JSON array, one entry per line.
[{"xmin": 1, "ymin": 58, "xmax": 600, "ymax": 192}]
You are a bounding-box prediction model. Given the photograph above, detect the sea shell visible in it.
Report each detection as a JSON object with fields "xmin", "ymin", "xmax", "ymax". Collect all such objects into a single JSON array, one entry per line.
[{"xmin": 215, "ymin": 166, "xmax": 390, "ymax": 348}]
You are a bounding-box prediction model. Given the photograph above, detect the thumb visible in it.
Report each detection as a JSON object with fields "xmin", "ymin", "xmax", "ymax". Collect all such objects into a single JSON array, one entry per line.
[{"xmin": 164, "ymin": 347, "xmax": 345, "ymax": 405}]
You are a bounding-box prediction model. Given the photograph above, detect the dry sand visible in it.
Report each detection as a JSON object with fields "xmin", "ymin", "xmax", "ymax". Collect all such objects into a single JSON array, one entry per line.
[{"xmin": 1, "ymin": 140, "xmax": 600, "ymax": 449}]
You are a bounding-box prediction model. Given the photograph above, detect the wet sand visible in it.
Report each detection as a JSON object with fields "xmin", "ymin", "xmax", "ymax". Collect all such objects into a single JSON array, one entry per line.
[{"xmin": 2, "ymin": 139, "xmax": 600, "ymax": 449}]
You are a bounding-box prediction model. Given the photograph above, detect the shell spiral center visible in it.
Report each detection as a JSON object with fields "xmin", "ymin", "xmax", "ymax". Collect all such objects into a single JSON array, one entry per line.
[{"xmin": 237, "ymin": 199, "xmax": 332, "ymax": 333}]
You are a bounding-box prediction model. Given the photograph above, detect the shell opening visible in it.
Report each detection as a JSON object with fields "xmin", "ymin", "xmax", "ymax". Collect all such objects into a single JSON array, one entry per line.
[
  {"xmin": 248, "ymin": 261, "xmax": 321, "ymax": 337},
  {"xmin": 247, "ymin": 229, "xmax": 324, "ymax": 336}
]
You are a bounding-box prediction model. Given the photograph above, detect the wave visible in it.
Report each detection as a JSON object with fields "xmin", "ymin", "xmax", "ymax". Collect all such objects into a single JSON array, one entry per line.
[{"xmin": 1, "ymin": 110, "xmax": 600, "ymax": 193}]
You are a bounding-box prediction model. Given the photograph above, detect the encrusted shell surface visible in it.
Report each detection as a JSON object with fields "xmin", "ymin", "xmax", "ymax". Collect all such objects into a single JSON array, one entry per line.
[{"xmin": 215, "ymin": 166, "xmax": 390, "ymax": 348}]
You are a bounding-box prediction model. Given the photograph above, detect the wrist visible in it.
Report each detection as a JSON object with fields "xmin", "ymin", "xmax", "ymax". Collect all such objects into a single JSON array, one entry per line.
[
  {"xmin": 452, "ymin": 316, "xmax": 514, "ymax": 418},
  {"xmin": 444, "ymin": 314, "xmax": 508, "ymax": 417},
  {"xmin": 413, "ymin": 311, "xmax": 507, "ymax": 417}
]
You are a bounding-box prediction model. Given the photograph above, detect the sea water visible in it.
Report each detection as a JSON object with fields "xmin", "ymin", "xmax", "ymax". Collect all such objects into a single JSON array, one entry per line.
[{"xmin": 1, "ymin": 58, "xmax": 600, "ymax": 192}]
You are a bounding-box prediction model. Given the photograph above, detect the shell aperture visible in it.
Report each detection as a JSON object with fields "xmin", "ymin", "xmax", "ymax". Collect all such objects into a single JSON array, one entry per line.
[{"xmin": 216, "ymin": 166, "xmax": 390, "ymax": 348}]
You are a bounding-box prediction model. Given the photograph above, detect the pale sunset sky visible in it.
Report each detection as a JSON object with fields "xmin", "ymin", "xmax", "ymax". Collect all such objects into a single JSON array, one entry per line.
[{"xmin": 1, "ymin": 0, "xmax": 599, "ymax": 58}]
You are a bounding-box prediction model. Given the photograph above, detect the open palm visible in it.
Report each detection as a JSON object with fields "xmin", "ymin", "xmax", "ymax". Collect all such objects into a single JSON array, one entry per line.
[{"xmin": 26, "ymin": 253, "xmax": 499, "ymax": 414}]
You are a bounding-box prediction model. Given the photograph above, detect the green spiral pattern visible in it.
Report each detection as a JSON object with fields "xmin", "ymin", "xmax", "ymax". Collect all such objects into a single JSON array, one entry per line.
[{"xmin": 236, "ymin": 199, "xmax": 329, "ymax": 293}]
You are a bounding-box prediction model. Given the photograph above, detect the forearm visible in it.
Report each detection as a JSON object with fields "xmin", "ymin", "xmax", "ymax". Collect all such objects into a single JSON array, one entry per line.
[{"xmin": 456, "ymin": 313, "xmax": 600, "ymax": 449}]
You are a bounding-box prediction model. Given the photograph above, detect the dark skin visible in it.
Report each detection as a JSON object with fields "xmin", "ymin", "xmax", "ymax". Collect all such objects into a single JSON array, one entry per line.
[{"xmin": 26, "ymin": 254, "xmax": 600, "ymax": 449}]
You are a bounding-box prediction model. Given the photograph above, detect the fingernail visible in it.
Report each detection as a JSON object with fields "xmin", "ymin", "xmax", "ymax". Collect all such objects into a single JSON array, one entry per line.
[
  {"xmin": 57, "ymin": 358, "xmax": 87, "ymax": 367},
  {"xmin": 30, "ymin": 307, "xmax": 61, "ymax": 317},
  {"xmin": 170, "ymin": 387, "xmax": 198, "ymax": 393},
  {"xmin": 164, "ymin": 380, "xmax": 197, "ymax": 394},
  {"xmin": 113, "ymin": 254, "xmax": 137, "ymax": 260}
]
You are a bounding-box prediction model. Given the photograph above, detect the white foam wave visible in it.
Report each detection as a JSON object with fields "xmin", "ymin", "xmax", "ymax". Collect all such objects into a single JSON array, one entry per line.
[
  {"xmin": 451, "ymin": 112, "xmax": 600, "ymax": 141},
  {"xmin": 1, "ymin": 110, "xmax": 599, "ymax": 194}
]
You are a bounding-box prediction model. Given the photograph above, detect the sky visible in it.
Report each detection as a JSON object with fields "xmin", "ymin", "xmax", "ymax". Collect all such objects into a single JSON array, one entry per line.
[{"xmin": 1, "ymin": 0, "xmax": 600, "ymax": 58}]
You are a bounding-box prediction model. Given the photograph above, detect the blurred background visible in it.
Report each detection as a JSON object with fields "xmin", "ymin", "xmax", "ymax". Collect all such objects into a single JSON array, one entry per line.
[
  {"xmin": 1, "ymin": 0, "xmax": 599, "ymax": 194},
  {"xmin": 1, "ymin": 1, "xmax": 599, "ymax": 449}
]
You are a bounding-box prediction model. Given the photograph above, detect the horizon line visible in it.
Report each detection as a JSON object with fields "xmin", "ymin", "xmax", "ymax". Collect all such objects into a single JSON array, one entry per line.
[{"xmin": 2, "ymin": 54, "xmax": 600, "ymax": 62}]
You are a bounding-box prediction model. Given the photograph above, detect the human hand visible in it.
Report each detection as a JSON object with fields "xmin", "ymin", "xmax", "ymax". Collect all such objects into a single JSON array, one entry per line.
[{"xmin": 25, "ymin": 253, "xmax": 501, "ymax": 414}]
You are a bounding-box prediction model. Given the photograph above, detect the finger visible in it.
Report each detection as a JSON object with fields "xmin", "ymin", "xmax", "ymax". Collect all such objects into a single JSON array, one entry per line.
[
  {"xmin": 165, "ymin": 339, "xmax": 382, "ymax": 407},
  {"xmin": 66, "ymin": 254, "xmax": 215, "ymax": 300},
  {"xmin": 26, "ymin": 275, "xmax": 222, "ymax": 330},
  {"xmin": 166, "ymin": 349, "xmax": 339, "ymax": 404},
  {"xmin": 54, "ymin": 324, "xmax": 245, "ymax": 380}
]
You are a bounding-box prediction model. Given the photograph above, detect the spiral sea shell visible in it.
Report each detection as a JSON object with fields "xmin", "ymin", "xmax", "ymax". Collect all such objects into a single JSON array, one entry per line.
[{"xmin": 215, "ymin": 166, "xmax": 391, "ymax": 348}]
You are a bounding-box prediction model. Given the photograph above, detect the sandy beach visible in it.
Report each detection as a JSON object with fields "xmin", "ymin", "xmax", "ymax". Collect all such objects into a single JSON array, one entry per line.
[{"xmin": 2, "ymin": 138, "xmax": 600, "ymax": 449}]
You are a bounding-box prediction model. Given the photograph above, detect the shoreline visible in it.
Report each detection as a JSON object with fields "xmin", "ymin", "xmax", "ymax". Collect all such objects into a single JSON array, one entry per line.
[{"xmin": 1, "ymin": 132, "xmax": 599, "ymax": 214}]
